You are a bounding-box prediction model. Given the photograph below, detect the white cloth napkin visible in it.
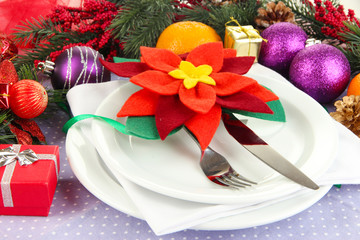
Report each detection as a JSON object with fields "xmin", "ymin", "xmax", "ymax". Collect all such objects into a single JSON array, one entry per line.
[{"xmin": 66, "ymin": 65, "xmax": 360, "ymax": 235}]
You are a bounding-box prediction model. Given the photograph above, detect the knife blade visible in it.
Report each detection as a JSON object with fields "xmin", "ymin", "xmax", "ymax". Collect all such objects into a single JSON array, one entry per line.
[{"xmin": 222, "ymin": 113, "xmax": 319, "ymax": 190}]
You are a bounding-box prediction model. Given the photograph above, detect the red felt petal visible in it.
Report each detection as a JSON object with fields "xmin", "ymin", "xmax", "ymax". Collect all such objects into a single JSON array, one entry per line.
[
  {"xmin": 178, "ymin": 53, "xmax": 188, "ymax": 60},
  {"xmin": 99, "ymin": 58, "xmax": 150, "ymax": 78},
  {"xmin": 117, "ymin": 89, "xmax": 159, "ymax": 117},
  {"xmin": 212, "ymin": 73, "xmax": 257, "ymax": 96},
  {"xmin": 185, "ymin": 104, "xmax": 222, "ymax": 151},
  {"xmin": 179, "ymin": 83, "xmax": 216, "ymax": 114},
  {"xmin": 242, "ymin": 84, "xmax": 279, "ymax": 102},
  {"xmin": 186, "ymin": 42, "xmax": 224, "ymax": 73},
  {"xmin": 131, "ymin": 70, "xmax": 181, "ymax": 95},
  {"xmin": 140, "ymin": 46, "xmax": 182, "ymax": 73},
  {"xmin": 220, "ymin": 56, "xmax": 255, "ymax": 75},
  {"xmin": 216, "ymin": 91, "xmax": 273, "ymax": 114},
  {"xmin": 156, "ymin": 95, "xmax": 195, "ymax": 140},
  {"xmin": 223, "ymin": 48, "xmax": 237, "ymax": 58}
]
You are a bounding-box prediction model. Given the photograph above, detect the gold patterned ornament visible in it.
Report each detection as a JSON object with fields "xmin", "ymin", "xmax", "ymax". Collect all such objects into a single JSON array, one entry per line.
[
  {"xmin": 254, "ymin": 1, "xmax": 295, "ymax": 31},
  {"xmin": 330, "ymin": 95, "xmax": 360, "ymax": 137},
  {"xmin": 224, "ymin": 18, "xmax": 266, "ymax": 62}
]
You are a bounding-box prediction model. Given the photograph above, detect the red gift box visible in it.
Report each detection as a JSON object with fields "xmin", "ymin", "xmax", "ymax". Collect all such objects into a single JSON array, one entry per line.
[{"xmin": 0, "ymin": 144, "xmax": 59, "ymax": 216}]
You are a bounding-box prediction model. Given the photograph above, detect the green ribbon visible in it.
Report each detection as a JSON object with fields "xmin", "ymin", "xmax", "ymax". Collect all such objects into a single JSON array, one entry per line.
[{"xmin": 62, "ymin": 114, "xmax": 129, "ymax": 135}]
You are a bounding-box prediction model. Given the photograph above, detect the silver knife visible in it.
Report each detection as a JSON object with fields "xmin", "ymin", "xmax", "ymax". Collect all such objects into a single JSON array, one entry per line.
[{"xmin": 222, "ymin": 113, "xmax": 319, "ymax": 190}]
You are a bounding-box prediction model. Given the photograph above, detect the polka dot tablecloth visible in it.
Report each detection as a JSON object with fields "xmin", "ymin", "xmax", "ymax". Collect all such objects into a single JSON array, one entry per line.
[{"xmin": 0, "ymin": 109, "xmax": 359, "ymax": 240}]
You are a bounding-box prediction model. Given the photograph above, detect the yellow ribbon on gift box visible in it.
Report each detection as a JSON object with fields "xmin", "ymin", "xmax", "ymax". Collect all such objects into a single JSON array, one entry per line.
[{"xmin": 225, "ymin": 17, "xmax": 267, "ymax": 57}]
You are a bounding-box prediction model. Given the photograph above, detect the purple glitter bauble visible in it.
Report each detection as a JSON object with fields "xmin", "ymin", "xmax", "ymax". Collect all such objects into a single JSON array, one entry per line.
[
  {"xmin": 289, "ymin": 44, "xmax": 351, "ymax": 103},
  {"xmin": 259, "ymin": 22, "xmax": 308, "ymax": 77},
  {"xmin": 51, "ymin": 46, "xmax": 110, "ymax": 90}
]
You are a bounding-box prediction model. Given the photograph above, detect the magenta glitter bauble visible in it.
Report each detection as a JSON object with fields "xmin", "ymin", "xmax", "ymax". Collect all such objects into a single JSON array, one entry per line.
[
  {"xmin": 289, "ymin": 44, "xmax": 351, "ymax": 103},
  {"xmin": 259, "ymin": 22, "xmax": 308, "ymax": 77},
  {"xmin": 51, "ymin": 46, "xmax": 110, "ymax": 90}
]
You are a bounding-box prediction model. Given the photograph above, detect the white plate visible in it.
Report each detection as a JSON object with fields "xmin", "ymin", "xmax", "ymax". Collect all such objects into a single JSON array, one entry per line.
[
  {"xmin": 66, "ymin": 125, "xmax": 332, "ymax": 230},
  {"xmin": 91, "ymin": 74, "xmax": 338, "ymax": 204}
]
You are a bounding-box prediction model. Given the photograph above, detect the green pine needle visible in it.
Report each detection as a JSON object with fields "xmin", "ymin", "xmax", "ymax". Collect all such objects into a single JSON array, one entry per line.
[
  {"xmin": 17, "ymin": 64, "xmax": 38, "ymax": 81},
  {"xmin": 0, "ymin": 111, "xmax": 16, "ymax": 144},
  {"xmin": 181, "ymin": 1, "xmax": 263, "ymax": 40},
  {"xmin": 109, "ymin": 0, "xmax": 177, "ymax": 58},
  {"xmin": 339, "ymin": 22, "xmax": 360, "ymax": 73}
]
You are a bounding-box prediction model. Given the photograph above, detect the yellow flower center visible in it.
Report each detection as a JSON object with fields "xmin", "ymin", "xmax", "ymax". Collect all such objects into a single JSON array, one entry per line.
[{"xmin": 168, "ymin": 61, "xmax": 215, "ymax": 89}]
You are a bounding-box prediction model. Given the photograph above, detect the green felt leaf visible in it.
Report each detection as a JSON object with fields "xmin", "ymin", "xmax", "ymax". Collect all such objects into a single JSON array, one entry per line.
[
  {"xmin": 113, "ymin": 57, "xmax": 140, "ymax": 63},
  {"xmin": 223, "ymin": 99, "xmax": 286, "ymax": 122},
  {"xmin": 125, "ymin": 116, "xmax": 181, "ymax": 140}
]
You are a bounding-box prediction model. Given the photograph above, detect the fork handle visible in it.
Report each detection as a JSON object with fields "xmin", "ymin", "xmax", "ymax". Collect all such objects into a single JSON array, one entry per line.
[{"xmin": 184, "ymin": 127, "xmax": 202, "ymax": 150}]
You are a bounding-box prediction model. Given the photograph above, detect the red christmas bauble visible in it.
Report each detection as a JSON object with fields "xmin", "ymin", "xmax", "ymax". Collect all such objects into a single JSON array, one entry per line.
[{"xmin": 9, "ymin": 80, "xmax": 48, "ymax": 119}]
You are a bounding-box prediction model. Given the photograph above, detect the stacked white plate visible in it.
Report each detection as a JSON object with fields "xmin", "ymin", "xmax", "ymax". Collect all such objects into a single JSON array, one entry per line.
[{"xmin": 66, "ymin": 67, "xmax": 338, "ymax": 230}]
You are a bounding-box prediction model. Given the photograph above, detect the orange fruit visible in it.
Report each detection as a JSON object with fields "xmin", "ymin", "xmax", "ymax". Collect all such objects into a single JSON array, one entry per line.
[
  {"xmin": 347, "ymin": 73, "xmax": 360, "ymax": 96},
  {"xmin": 156, "ymin": 21, "xmax": 222, "ymax": 55}
]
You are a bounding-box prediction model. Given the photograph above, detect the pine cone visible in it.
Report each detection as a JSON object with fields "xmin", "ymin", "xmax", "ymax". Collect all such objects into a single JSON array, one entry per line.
[
  {"xmin": 255, "ymin": 1, "xmax": 295, "ymax": 30},
  {"xmin": 330, "ymin": 95, "xmax": 360, "ymax": 137}
]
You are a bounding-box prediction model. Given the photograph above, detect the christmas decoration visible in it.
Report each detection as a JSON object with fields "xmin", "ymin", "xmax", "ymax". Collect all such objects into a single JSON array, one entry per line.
[
  {"xmin": 49, "ymin": 46, "xmax": 111, "ymax": 90},
  {"xmin": 289, "ymin": 44, "xmax": 351, "ymax": 103},
  {"xmin": 9, "ymin": 119, "xmax": 46, "ymax": 145},
  {"xmin": 181, "ymin": 1, "xmax": 261, "ymax": 40},
  {"xmin": 282, "ymin": 0, "xmax": 359, "ymax": 42},
  {"xmin": 9, "ymin": 80, "xmax": 48, "ymax": 119},
  {"xmin": 0, "ymin": 144, "xmax": 59, "ymax": 216},
  {"xmin": 258, "ymin": 22, "xmax": 308, "ymax": 77},
  {"xmin": 254, "ymin": 1, "xmax": 295, "ymax": 31},
  {"xmin": 100, "ymin": 42, "xmax": 285, "ymax": 151},
  {"xmin": 0, "ymin": 60, "xmax": 18, "ymax": 84},
  {"xmin": 12, "ymin": 0, "xmax": 119, "ymax": 68},
  {"xmin": 0, "ymin": 34, "xmax": 18, "ymax": 62},
  {"xmin": 0, "ymin": 84, "xmax": 9, "ymax": 109},
  {"xmin": 330, "ymin": 95, "xmax": 360, "ymax": 137},
  {"xmin": 224, "ymin": 18, "xmax": 265, "ymax": 62}
]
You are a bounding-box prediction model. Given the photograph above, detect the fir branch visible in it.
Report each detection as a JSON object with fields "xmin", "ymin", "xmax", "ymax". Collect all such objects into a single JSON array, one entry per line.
[
  {"xmin": 0, "ymin": 111, "xmax": 16, "ymax": 144},
  {"xmin": 339, "ymin": 22, "xmax": 360, "ymax": 73},
  {"xmin": 12, "ymin": 15, "xmax": 94, "ymax": 68},
  {"xmin": 339, "ymin": 21, "xmax": 360, "ymax": 44},
  {"xmin": 281, "ymin": 0, "xmax": 328, "ymax": 40},
  {"xmin": 12, "ymin": 16, "xmax": 67, "ymax": 47},
  {"xmin": 110, "ymin": 0, "xmax": 177, "ymax": 58},
  {"xmin": 181, "ymin": 0, "xmax": 262, "ymax": 40},
  {"xmin": 17, "ymin": 63, "xmax": 38, "ymax": 81}
]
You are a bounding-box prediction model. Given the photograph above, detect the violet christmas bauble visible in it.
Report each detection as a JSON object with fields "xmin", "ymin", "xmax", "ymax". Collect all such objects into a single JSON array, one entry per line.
[
  {"xmin": 289, "ymin": 44, "xmax": 351, "ymax": 103},
  {"xmin": 51, "ymin": 46, "xmax": 110, "ymax": 90},
  {"xmin": 259, "ymin": 22, "xmax": 308, "ymax": 77}
]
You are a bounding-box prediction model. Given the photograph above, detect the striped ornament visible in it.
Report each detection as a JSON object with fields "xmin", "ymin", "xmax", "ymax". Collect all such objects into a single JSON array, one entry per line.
[
  {"xmin": 9, "ymin": 80, "xmax": 48, "ymax": 119},
  {"xmin": 51, "ymin": 46, "xmax": 110, "ymax": 90}
]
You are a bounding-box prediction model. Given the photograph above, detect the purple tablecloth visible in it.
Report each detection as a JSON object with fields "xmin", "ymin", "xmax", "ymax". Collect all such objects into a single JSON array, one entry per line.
[{"xmin": 0, "ymin": 109, "xmax": 359, "ymax": 240}]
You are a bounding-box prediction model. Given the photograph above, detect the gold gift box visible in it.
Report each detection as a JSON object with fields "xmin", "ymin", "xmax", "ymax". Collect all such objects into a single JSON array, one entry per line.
[{"xmin": 224, "ymin": 25, "xmax": 263, "ymax": 62}]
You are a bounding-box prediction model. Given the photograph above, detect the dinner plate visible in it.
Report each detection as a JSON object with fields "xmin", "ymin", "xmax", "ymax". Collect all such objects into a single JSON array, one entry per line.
[
  {"xmin": 91, "ymin": 73, "xmax": 338, "ymax": 205},
  {"xmin": 66, "ymin": 124, "xmax": 332, "ymax": 230}
]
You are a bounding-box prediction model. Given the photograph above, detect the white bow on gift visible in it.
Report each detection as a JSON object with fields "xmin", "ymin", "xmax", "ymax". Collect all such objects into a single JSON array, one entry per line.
[{"xmin": 0, "ymin": 146, "xmax": 38, "ymax": 167}]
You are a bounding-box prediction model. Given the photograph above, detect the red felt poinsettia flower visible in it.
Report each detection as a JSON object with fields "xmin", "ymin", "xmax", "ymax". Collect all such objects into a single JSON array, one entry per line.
[{"xmin": 100, "ymin": 42, "xmax": 279, "ymax": 150}]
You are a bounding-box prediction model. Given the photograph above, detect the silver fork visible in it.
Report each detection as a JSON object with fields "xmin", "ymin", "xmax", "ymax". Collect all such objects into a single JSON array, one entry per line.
[{"xmin": 185, "ymin": 128, "xmax": 256, "ymax": 189}]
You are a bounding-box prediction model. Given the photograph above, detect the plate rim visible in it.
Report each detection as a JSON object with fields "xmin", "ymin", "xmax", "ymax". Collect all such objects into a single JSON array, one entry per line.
[
  {"xmin": 66, "ymin": 124, "xmax": 333, "ymax": 230},
  {"xmin": 91, "ymin": 74, "xmax": 338, "ymax": 204}
]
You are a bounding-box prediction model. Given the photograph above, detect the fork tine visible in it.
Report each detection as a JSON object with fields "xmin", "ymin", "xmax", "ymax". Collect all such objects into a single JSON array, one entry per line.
[
  {"xmin": 226, "ymin": 173, "xmax": 252, "ymax": 186},
  {"xmin": 231, "ymin": 171, "xmax": 257, "ymax": 185},
  {"xmin": 216, "ymin": 176, "xmax": 247, "ymax": 188}
]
